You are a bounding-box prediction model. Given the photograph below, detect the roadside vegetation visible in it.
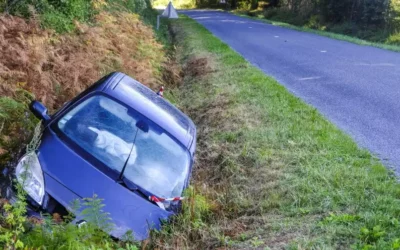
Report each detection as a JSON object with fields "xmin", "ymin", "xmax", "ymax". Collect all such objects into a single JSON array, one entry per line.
[
  {"xmin": 153, "ymin": 0, "xmax": 195, "ymax": 9},
  {"xmin": 1, "ymin": 0, "xmax": 153, "ymax": 33},
  {"xmin": 148, "ymin": 15, "xmax": 400, "ymax": 249},
  {"xmin": 0, "ymin": 1, "xmax": 171, "ymax": 248},
  {"xmin": 0, "ymin": 0, "xmax": 167, "ymax": 167}
]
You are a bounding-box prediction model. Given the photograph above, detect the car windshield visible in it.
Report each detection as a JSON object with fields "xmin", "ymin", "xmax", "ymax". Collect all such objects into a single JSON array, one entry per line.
[{"xmin": 57, "ymin": 95, "xmax": 190, "ymax": 198}]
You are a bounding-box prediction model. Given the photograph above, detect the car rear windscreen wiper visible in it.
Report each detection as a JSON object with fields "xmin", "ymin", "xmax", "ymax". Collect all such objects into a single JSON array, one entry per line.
[
  {"xmin": 115, "ymin": 120, "xmax": 158, "ymax": 205},
  {"xmin": 117, "ymin": 120, "xmax": 149, "ymax": 183},
  {"xmin": 117, "ymin": 177, "xmax": 151, "ymax": 201}
]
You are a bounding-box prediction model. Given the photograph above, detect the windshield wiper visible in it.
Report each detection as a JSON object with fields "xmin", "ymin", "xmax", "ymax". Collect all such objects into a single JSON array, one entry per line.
[
  {"xmin": 116, "ymin": 120, "xmax": 158, "ymax": 205},
  {"xmin": 117, "ymin": 120, "xmax": 149, "ymax": 182},
  {"xmin": 117, "ymin": 130, "xmax": 138, "ymax": 182},
  {"xmin": 117, "ymin": 177, "xmax": 148, "ymax": 198},
  {"xmin": 117, "ymin": 178, "xmax": 165, "ymax": 208}
]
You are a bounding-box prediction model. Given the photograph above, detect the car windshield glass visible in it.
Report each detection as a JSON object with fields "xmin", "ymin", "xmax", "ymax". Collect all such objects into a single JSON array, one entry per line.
[{"xmin": 57, "ymin": 95, "xmax": 190, "ymax": 198}]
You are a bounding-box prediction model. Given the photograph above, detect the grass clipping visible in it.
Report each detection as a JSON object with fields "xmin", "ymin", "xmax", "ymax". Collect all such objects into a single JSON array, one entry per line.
[{"xmin": 0, "ymin": 12, "xmax": 164, "ymax": 110}]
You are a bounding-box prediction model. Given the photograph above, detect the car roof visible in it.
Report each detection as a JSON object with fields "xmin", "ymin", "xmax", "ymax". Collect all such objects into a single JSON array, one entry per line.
[{"xmin": 98, "ymin": 72, "xmax": 196, "ymax": 151}]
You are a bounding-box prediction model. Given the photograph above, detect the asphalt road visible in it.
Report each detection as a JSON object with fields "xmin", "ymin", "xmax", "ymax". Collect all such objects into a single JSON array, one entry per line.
[{"xmin": 182, "ymin": 10, "xmax": 400, "ymax": 174}]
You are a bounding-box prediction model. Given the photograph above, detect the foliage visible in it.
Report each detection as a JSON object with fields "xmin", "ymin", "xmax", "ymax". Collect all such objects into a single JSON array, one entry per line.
[
  {"xmin": 150, "ymin": 186, "xmax": 212, "ymax": 248},
  {"xmin": 0, "ymin": 0, "xmax": 175, "ymax": 249},
  {"xmin": 258, "ymin": 0, "xmax": 400, "ymax": 44},
  {"xmin": 1, "ymin": 0, "xmax": 97, "ymax": 33},
  {"xmin": 0, "ymin": 121, "xmax": 40, "ymax": 249},
  {"xmin": 152, "ymin": 0, "xmax": 196, "ymax": 9},
  {"xmin": 79, "ymin": 195, "xmax": 113, "ymax": 233},
  {"xmin": 0, "ymin": 94, "xmax": 36, "ymax": 166},
  {"xmin": 20, "ymin": 195, "xmax": 137, "ymax": 249},
  {"xmin": 0, "ymin": 9, "xmax": 166, "ymax": 170},
  {"xmin": 387, "ymin": 33, "xmax": 400, "ymax": 44},
  {"xmin": 0, "ymin": 0, "xmax": 153, "ymax": 33},
  {"xmin": 108, "ymin": 0, "xmax": 150, "ymax": 14},
  {"xmin": 0, "ymin": 3, "xmax": 167, "ymax": 247},
  {"xmin": 0, "ymin": 184, "xmax": 28, "ymax": 249}
]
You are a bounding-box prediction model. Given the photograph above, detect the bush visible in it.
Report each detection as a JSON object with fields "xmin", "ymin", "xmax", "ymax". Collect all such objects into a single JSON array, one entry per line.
[
  {"xmin": 2, "ymin": 0, "xmax": 154, "ymax": 33},
  {"xmin": 263, "ymin": 7, "xmax": 278, "ymax": 19},
  {"xmin": 108, "ymin": 0, "xmax": 149, "ymax": 14},
  {"xmin": 305, "ymin": 15, "xmax": 325, "ymax": 30},
  {"xmin": 237, "ymin": 0, "xmax": 252, "ymax": 10},
  {"xmin": 21, "ymin": 196, "xmax": 126, "ymax": 249},
  {"xmin": 356, "ymin": 27, "xmax": 388, "ymax": 42},
  {"xmin": 40, "ymin": 10, "xmax": 76, "ymax": 32},
  {"xmin": 2, "ymin": 0, "xmax": 99, "ymax": 33},
  {"xmin": 263, "ymin": 7, "xmax": 306, "ymax": 25},
  {"xmin": 0, "ymin": 95, "xmax": 36, "ymax": 166},
  {"xmin": 150, "ymin": 187, "xmax": 212, "ymax": 248},
  {"xmin": 328, "ymin": 21, "xmax": 357, "ymax": 36},
  {"xmin": 386, "ymin": 33, "xmax": 400, "ymax": 45},
  {"xmin": 152, "ymin": 0, "xmax": 196, "ymax": 9}
]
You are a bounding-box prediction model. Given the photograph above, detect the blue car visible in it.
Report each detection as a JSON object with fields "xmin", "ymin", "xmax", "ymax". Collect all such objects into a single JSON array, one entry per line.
[{"xmin": 3, "ymin": 72, "xmax": 196, "ymax": 240}]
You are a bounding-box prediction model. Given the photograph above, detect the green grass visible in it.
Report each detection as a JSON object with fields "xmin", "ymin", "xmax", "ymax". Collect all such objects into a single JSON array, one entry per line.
[
  {"xmin": 154, "ymin": 15, "xmax": 400, "ymax": 249},
  {"xmin": 232, "ymin": 10, "xmax": 400, "ymax": 53}
]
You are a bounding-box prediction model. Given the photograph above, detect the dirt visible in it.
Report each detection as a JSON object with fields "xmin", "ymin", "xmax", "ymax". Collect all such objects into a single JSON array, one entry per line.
[
  {"xmin": 162, "ymin": 56, "xmax": 183, "ymax": 87},
  {"xmin": 184, "ymin": 56, "xmax": 215, "ymax": 78}
]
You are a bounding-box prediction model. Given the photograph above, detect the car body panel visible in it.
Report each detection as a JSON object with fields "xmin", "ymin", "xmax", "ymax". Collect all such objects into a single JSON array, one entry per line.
[
  {"xmin": 106, "ymin": 77, "xmax": 195, "ymax": 152},
  {"xmin": 39, "ymin": 130, "xmax": 172, "ymax": 240},
  {"xmin": 51, "ymin": 73, "xmax": 196, "ymax": 155},
  {"xmin": 14, "ymin": 72, "xmax": 196, "ymax": 240}
]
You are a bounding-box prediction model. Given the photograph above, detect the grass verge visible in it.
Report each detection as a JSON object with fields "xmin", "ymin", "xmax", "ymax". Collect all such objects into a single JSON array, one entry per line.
[
  {"xmin": 232, "ymin": 10, "xmax": 400, "ymax": 53},
  {"xmin": 152, "ymin": 15, "xmax": 400, "ymax": 249}
]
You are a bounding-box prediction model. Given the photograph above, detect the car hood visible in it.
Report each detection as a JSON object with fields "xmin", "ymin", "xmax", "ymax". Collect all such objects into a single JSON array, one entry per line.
[{"xmin": 38, "ymin": 129, "xmax": 172, "ymax": 240}]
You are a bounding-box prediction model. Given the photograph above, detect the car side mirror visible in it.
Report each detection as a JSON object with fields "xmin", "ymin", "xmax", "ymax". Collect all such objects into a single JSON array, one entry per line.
[{"xmin": 29, "ymin": 101, "xmax": 51, "ymax": 122}]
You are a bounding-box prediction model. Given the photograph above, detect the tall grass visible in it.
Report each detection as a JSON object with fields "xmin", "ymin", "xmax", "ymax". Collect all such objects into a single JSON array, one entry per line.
[
  {"xmin": 149, "ymin": 15, "xmax": 400, "ymax": 249},
  {"xmin": 0, "ymin": 1, "xmax": 177, "ymax": 248},
  {"xmin": 0, "ymin": 1, "xmax": 175, "ymax": 249},
  {"xmin": 0, "ymin": 9, "xmax": 166, "ymax": 165}
]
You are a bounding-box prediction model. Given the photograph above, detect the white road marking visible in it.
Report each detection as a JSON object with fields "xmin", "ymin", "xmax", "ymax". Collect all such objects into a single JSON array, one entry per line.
[
  {"xmin": 320, "ymin": 50, "xmax": 327, "ymax": 53},
  {"xmin": 355, "ymin": 63, "xmax": 396, "ymax": 67},
  {"xmin": 298, "ymin": 76, "xmax": 322, "ymax": 81},
  {"xmin": 274, "ymin": 36, "xmax": 279, "ymax": 38},
  {"xmin": 193, "ymin": 17, "xmax": 211, "ymax": 20},
  {"xmin": 221, "ymin": 20, "xmax": 246, "ymax": 23}
]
